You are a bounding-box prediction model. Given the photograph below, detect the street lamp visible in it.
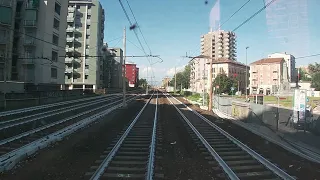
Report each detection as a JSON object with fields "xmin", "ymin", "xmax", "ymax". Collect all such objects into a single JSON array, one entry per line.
[{"xmin": 245, "ymin": 46, "xmax": 249, "ymax": 100}]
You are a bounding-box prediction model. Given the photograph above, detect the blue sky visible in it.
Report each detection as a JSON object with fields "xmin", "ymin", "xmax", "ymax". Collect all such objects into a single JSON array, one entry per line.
[{"xmin": 101, "ymin": 0, "xmax": 320, "ymax": 84}]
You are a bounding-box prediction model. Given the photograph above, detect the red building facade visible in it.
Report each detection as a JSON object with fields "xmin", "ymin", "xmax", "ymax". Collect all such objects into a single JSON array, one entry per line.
[{"xmin": 124, "ymin": 63, "xmax": 139, "ymax": 87}]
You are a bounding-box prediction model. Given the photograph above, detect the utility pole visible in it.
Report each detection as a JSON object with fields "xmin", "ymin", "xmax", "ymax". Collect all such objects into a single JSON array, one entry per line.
[
  {"xmin": 174, "ymin": 66, "xmax": 177, "ymax": 93},
  {"xmin": 208, "ymin": 57, "xmax": 213, "ymax": 111},
  {"xmin": 146, "ymin": 66, "xmax": 148, "ymax": 94},
  {"xmin": 122, "ymin": 27, "xmax": 127, "ymax": 107},
  {"xmin": 245, "ymin": 46, "xmax": 249, "ymax": 100},
  {"xmin": 203, "ymin": 62, "xmax": 205, "ymax": 106}
]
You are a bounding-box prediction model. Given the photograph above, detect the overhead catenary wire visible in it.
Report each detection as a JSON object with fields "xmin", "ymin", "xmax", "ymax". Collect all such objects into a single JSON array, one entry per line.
[
  {"xmin": 220, "ymin": 0, "xmax": 252, "ymax": 28},
  {"xmin": 232, "ymin": 0, "xmax": 277, "ymax": 32},
  {"xmin": 125, "ymin": 0, "xmax": 152, "ymax": 55},
  {"xmin": 118, "ymin": 0, "xmax": 155, "ymax": 80},
  {"xmin": 190, "ymin": 0, "xmax": 253, "ymax": 58}
]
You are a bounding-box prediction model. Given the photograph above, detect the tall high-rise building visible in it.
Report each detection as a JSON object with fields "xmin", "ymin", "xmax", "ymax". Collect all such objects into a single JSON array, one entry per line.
[
  {"xmin": 1, "ymin": 0, "xmax": 68, "ymax": 91},
  {"xmin": 200, "ymin": 30, "xmax": 237, "ymax": 61},
  {"xmin": 65, "ymin": 0, "xmax": 105, "ymax": 91}
]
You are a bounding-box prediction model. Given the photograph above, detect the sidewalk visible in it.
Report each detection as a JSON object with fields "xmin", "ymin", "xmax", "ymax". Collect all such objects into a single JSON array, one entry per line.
[{"xmin": 212, "ymin": 108, "xmax": 320, "ymax": 164}]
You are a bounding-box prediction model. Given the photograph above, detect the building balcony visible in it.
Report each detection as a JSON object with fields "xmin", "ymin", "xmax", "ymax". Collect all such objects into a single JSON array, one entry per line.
[
  {"xmin": 65, "ymin": 68, "xmax": 73, "ymax": 74},
  {"xmin": 21, "ymin": 58, "xmax": 35, "ymax": 65},
  {"xmin": 24, "ymin": 39, "xmax": 36, "ymax": 46},
  {"xmin": 24, "ymin": 20, "xmax": 37, "ymax": 27},
  {"xmin": 67, "ymin": 17, "xmax": 74, "ymax": 22},
  {"xmin": 68, "ymin": 7, "xmax": 75, "ymax": 12},
  {"xmin": 65, "ymin": 57, "xmax": 73, "ymax": 63},
  {"xmin": 66, "ymin": 27, "xmax": 75, "ymax": 32},
  {"xmin": 65, "ymin": 47, "xmax": 81, "ymax": 55},
  {"xmin": 85, "ymin": 69, "xmax": 89, "ymax": 75},
  {"xmin": 87, "ymin": 19, "xmax": 91, "ymax": 25},
  {"xmin": 0, "ymin": 0, "xmax": 12, "ymax": 7},
  {"xmin": 25, "ymin": 2, "xmax": 39, "ymax": 10}
]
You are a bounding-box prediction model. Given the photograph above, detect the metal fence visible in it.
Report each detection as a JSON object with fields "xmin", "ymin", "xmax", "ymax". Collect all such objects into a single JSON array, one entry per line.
[{"xmin": 213, "ymin": 96, "xmax": 320, "ymax": 134}]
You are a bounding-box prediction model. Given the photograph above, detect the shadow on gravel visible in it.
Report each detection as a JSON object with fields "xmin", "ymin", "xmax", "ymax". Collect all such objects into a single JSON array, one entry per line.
[{"xmin": 174, "ymin": 95, "xmax": 320, "ymax": 180}]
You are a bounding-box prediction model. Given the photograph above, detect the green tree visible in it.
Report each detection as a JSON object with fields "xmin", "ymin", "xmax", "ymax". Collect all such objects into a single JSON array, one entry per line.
[
  {"xmin": 138, "ymin": 78, "xmax": 147, "ymax": 88},
  {"xmin": 169, "ymin": 65, "xmax": 191, "ymax": 89},
  {"xmin": 212, "ymin": 74, "xmax": 238, "ymax": 95},
  {"xmin": 298, "ymin": 68, "xmax": 311, "ymax": 81},
  {"xmin": 308, "ymin": 63, "xmax": 320, "ymax": 90},
  {"xmin": 308, "ymin": 63, "xmax": 320, "ymax": 74},
  {"xmin": 311, "ymin": 73, "xmax": 320, "ymax": 91}
]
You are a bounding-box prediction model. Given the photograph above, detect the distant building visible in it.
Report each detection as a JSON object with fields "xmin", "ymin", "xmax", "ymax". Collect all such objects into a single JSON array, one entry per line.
[
  {"xmin": 268, "ymin": 52, "xmax": 296, "ymax": 82},
  {"xmin": 110, "ymin": 47, "xmax": 123, "ymax": 88},
  {"xmin": 65, "ymin": 0, "xmax": 105, "ymax": 91},
  {"xmin": 190, "ymin": 58, "xmax": 208, "ymax": 93},
  {"xmin": 208, "ymin": 58, "xmax": 249, "ymax": 94},
  {"xmin": 162, "ymin": 77, "xmax": 171, "ymax": 88},
  {"xmin": 124, "ymin": 62, "xmax": 139, "ymax": 87},
  {"xmin": 250, "ymin": 58, "xmax": 289, "ymax": 95},
  {"xmin": 201, "ymin": 30, "xmax": 237, "ymax": 61}
]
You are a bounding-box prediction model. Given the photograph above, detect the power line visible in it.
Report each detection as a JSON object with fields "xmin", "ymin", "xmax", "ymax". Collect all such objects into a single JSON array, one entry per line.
[
  {"xmin": 220, "ymin": 0, "xmax": 251, "ymax": 27},
  {"xmin": 118, "ymin": 0, "xmax": 154, "ymax": 77},
  {"xmin": 296, "ymin": 53, "xmax": 320, "ymax": 59},
  {"xmin": 125, "ymin": 0, "xmax": 152, "ymax": 54},
  {"xmin": 232, "ymin": 0, "xmax": 277, "ymax": 32},
  {"xmin": 189, "ymin": 0, "xmax": 253, "ymax": 59}
]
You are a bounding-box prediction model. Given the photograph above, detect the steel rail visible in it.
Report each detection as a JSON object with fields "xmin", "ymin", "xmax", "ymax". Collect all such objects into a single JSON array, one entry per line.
[
  {"xmin": 0, "ymin": 89, "xmax": 142, "ymax": 117},
  {"xmin": 164, "ymin": 93, "xmax": 240, "ymax": 180},
  {"xmin": 146, "ymin": 92, "xmax": 158, "ymax": 180},
  {"xmin": 169, "ymin": 94, "xmax": 296, "ymax": 180},
  {"xmin": 0, "ymin": 95, "xmax": 134, "ymax": 147},
  {"xmin": 0, "ymin": 94, "xmax": 140, "ymax": 172},
  {"xmin": 89, "ymin": 92, "xmax": 155, "ymax": 180},
  {"xmin": 0, "ymin": 95, "xmax": 125, "ymax": 130}
]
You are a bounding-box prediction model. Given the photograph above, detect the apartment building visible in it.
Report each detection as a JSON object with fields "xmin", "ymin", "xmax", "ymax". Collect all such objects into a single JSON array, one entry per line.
[
  {"xmin": 124, "ymin": 62, "xmax": 139, "ymax": 87},
  {"xmin": 162, "ymin": 77, "xmax": 171, "ymax": 88},
  {"xmin": 200, "ymin": 30, "xmax": 237, "ymax": 62},
  {"xmin": 0, "ymin": 0, "xmax": 68, "ymax": 91},
  {"xmin": 210, "ymin": 58, "xmax": 248, "ymax": 93},
  {"xmin": 110, "ymin": 47, "xmax": 123, "ymax": 89},
  {"xmin": 65, "ymin": 0, "xmax": 105, "ymax": 91},
  {"xmin": 268, "ymin": 52, "xmax": 296, "ymax": 82},
  {"xmin": 250, "ymin": 58, "xmax": 288, "ymax": 95},
  {"xmin": 190, "ymin": 58, "xmax": 208, "ymax": 93}
]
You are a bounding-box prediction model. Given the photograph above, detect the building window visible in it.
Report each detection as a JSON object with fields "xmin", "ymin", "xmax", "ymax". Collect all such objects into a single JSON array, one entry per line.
[
  {"xmin": 51, "ymin": 67, "xmax": 57, "ymax": 79},
  {"xmin": 53, "ymin": 18, "xmax": 59, "ymax": 30},
  {"xmin": 85, "ymin": 75, "xmax": 88, "ymax": 79},
  {"xmin": 55, "ymin": 3, "xmax": 61, "ymax": 15},
  {"xmin": 52, "ymin": 34, "xmax": 59, "ymax": 46},
  {"xmin": 87, "ymin": 15, "xmax": 91, "ymax": 19},
  {"xmin": 52, "ymin": 51, "xmax": 58, "ymax": 62}
]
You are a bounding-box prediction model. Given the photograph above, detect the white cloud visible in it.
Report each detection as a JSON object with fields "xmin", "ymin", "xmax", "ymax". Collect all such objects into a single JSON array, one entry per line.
[{"xmin": 166, "ymin": 65, "xmax": 185, "ymax": 76}]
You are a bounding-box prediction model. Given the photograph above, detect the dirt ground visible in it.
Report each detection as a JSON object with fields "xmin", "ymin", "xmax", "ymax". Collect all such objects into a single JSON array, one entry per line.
[
  {"xmin": 0, "ymin": 97, "xmax": 149, "ymax": 180},
  {"xmin": 177, "ymin": 96, "xmax": 320, "ymax": 180}
]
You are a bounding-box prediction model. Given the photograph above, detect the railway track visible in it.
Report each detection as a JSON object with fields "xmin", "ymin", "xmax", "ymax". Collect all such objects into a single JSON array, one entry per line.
[
  {"xmin": 0, "ymin": 91, "xmax": 143, "ymax": 172},
  {"xmin": 0, "ymin": 89, "xmax": 143, "ymax": 121},
  {"xmin": 86, "ymin": 91, "xmax": 163, "ymax": 180},
  {"xmin": 164, "ymin": 93, "xmax": 296, "ymax": 180}
]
